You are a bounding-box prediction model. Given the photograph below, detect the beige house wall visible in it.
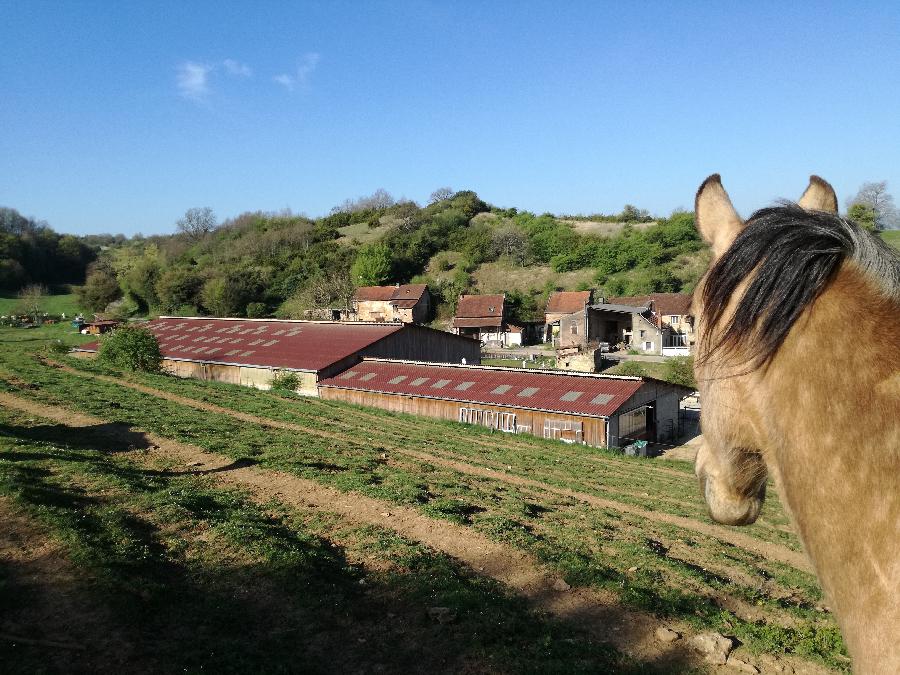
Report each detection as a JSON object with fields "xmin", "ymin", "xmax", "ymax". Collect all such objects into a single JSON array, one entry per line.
[{"xmin": 354, "ymin": 300, "xmax": 395, "ymax": 322}]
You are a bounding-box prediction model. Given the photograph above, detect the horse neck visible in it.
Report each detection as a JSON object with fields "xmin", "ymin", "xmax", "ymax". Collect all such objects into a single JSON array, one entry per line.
[{"xmin": 758, "ymin": 263, "xmax": 900, "ymax": 672}]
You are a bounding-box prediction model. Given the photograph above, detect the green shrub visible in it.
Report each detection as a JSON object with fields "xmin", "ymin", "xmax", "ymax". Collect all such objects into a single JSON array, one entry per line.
[
  {"xmin": 245, "ymin": 302, "xmax": 268, "ymax": 318},
  {"xmin": 615, "ymin": 361, "xmax": 645, "ymax": 377},
  {"xmin": 271, "ymin": 371, "xmax": 301, "ymax": 391},
  {"xmin": 47, "ymin": 341, "xmax": 71, "ymax": 356},
  {"xmin": 663, "ymin": 355, "xmax": 696, "ymax": 388},
  {"xmin": 98, "ymin": 325, "xmax": 162, "ymax": 372}
]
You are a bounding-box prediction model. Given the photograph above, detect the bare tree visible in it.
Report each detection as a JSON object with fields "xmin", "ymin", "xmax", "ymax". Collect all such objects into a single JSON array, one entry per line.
[
  {"xmin": 17, "ymin": 283, "xmax": 48, "ymax": 324},
  {"xmin": 491, "ymin": 226, "xmax": 529, "ymax": 266},
  {"xmin": 847, "ymin": 181, "xmax": 898, "ymax": 231},
  {"xmin": 176, "ymin": 207, "xmax": 217, "ymax": 239},
  {"xmin": 428, "ymin": 187, "xmax": 454, "ymax": 204}
]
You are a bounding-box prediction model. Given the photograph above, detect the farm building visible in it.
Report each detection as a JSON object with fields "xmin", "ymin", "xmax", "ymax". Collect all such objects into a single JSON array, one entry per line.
[
  {"xmin": 452, "ymin": 294, "xmax": 537, "ymax": 345},
  {"xmin": 544, "ymin": 290, "xmax": 593, "ymax": 343},
  {"xmin": 75, "ymin": 317, "xmax": 479, "ymax": 395},
  {"xmin": 351, "ymin": 284, "xmax": 432, "ymax": 323},
  {"xmin": 607, "ymin": 293, "xmax": 695, "ymax": 355},
  {"xmin": 319, "ymin": 359, "xmax": 691, "ymax": 448}
]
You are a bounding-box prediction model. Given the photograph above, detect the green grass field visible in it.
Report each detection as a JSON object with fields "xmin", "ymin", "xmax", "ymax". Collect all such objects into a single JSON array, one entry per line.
[
  {"xmin": 0, "ymin": 323, "xmax": 848, "ymax": 673},
  {"xmin": 0, "ymin": 292, "xmax": 81, "ymax": 317},
  {"xmin": 880, "ymin": 229, "xmax": 900, "ymax": 250}
]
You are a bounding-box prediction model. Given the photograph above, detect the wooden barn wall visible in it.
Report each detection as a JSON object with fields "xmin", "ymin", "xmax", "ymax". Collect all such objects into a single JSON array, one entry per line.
[
  {"xmin": 361, "ymin": 325, "xmax": 482, "ymax": 366},
  {"xmin": 319, "ymin": 388, "xmax": 606, "ymax": 447},
  {"xmin": 161, "ymin": 359, "xmax": 317, "ymax": 395}
]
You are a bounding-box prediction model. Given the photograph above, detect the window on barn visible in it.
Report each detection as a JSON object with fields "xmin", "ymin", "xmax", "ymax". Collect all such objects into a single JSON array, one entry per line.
[
  {"xmin": 458, "ymin": 407, "xmax": 517, "ymax": 433},
  {"xmin": 570, "ymin": 324, "xmax": 578, "ymax": 335}
]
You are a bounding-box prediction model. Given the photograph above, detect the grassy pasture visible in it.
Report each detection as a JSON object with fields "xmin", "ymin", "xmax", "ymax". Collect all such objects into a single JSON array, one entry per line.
[
  {"xmin": 0, "ymin": 292, "xmax": 81, "ymax": 317},
  {"xmin": 0, "ymin": 323, "xmax": 848, "ymax": 672},
  {"xmin": 880, "ymin": 229, "xmax": 900, "ymax": 250}
]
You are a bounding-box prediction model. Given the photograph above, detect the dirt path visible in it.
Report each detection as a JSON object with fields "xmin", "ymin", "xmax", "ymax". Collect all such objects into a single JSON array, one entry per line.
[
  {"xmin": 0, "ymin": 391, "xmax": 700, "ymax": 668},
  {"xmin": 41, "ymin": 369, "xmax": 811, "ymax": 574},
  {"xmin": 0, "ymin": 497, "xmax": 131, "ymax": 672}
]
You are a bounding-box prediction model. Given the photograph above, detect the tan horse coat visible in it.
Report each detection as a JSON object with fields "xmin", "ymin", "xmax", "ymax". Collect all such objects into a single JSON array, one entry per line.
[{"xmin": 694, "ymin": 176, "xmax": 900, "ymax": 673}]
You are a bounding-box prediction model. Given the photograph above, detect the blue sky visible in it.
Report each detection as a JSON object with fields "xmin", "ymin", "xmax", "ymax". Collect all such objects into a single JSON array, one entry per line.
[{"xmin": 2, "ymin": 1, "xmax": 899, "ymax": 235}]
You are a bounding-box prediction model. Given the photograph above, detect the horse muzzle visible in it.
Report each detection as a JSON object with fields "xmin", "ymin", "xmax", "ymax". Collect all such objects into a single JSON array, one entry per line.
[{"xmin": 696, "ymin": 443, "xmax": 767, "ymax": 526}]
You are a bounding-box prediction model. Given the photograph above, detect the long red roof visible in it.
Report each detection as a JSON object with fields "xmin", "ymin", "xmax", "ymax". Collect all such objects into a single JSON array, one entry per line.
[
  {"xmin": 319, "ymin": 360, "xmax": 645, "ymax": 417},
  {"xmin": 79, "ymin": 317, "xmax": 403, "ymax": 372}
]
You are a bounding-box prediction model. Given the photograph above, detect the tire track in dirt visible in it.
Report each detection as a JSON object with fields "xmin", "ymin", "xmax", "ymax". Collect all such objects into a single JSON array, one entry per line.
[
  {"xmin": 0, "ymin": 390, "xmax": 709, "ymax": 669},
  {"xmin": 44, "ymin": 369, "xmax": 811, "ymax": 573}
]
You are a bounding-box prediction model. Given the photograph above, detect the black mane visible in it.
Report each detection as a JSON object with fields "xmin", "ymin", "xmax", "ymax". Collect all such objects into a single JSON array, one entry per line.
[{"xmin": 700, "ymin": 204, "xmax": 895, "ymax": 368}]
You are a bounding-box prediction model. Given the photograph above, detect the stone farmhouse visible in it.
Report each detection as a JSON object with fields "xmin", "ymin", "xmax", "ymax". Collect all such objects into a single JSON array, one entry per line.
[
  {"xmin": 544, "ymin": 290, "xmax": 593, "ymax": 344},
  {"xmin": 607, "ymin": 293, "xmax": 694, "ymax": 355},
  {"xmin": 351, "ymin": 284, "xmax": 431, "ymax": 324}
]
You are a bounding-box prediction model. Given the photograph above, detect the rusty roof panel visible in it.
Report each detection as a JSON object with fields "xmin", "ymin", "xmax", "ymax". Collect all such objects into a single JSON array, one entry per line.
[
  {"xmin": 78, "ymin": 317, "xmax": 404, "ymax": 372},
  {"xmin": 319, "ymin": 360, "xmax": 645, "ymax": 417}
]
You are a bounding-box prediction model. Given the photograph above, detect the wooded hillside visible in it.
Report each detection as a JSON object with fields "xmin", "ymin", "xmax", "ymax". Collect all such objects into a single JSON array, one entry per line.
[{"xmin": 68, "ymin": 191, "xmax": 710, "ymax": 321}]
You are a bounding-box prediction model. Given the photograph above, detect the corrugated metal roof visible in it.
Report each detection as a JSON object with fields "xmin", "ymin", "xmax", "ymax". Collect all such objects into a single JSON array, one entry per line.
[
  {"xmin": 80, "ymin": 317, "xmax": 404, "ymax": 372},
  {"xmin": 607, "ymin": 293, "xmax": 692, "ymax": 317},
  {"xmin": 319, "ymin": 360, "xmax": 645, "ymax": 417},
  {"xmin": 589, "ymin": 303, "xmax": 648, "ymax": 314}
]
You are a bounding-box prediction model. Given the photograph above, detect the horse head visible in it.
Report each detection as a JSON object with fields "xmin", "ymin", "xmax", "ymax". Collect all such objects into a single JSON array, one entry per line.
[{"xmin": 691, "ymin": 174, "xmax": 838, "ymax": 526}]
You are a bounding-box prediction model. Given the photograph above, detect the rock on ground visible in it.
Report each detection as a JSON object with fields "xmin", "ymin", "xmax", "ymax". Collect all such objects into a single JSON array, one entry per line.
[{"xmin": 690, "ymin": 631, "xmax": 734, "ymax": 665}]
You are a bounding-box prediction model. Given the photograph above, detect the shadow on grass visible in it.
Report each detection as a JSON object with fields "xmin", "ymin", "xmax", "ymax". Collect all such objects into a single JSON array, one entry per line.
[{"xmin": 0, "ymin": 420, "xmax": 701, "ymax": 674}]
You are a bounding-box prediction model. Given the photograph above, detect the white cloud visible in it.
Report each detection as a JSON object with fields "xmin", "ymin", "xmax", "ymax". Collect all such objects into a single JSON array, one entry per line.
[
  {"xmin": 274, "ymin": 52, "xmax": 320, "ymax": 91},
  {"xmin": 177, "ymin": 61, "xmax": 213, "ymax": 101},
  {"xmin": 273, "ymin": 73, "xmax": 295, "ymax": 90},
  {"xmin": 223, "ymin": 59, "xmax": 252, "ymax": 77}
]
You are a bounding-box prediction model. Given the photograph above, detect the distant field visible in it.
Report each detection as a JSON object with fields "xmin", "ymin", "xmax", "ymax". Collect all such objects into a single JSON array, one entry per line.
[
  {"xmin": 473, "ymin": 260, "xmax": 595, "ymax": 295},
  {"xmin": 561, "ymin": 219, "xmax": 657, "ymax": 237},
  {"xmin": 0, "ymin": 292, "xmax": 80, "ymax": 316},
  {"xmin": 0, "ymin": 323, "xmax": 847, "ymax": 673},
  {"xmin": 337, "ymin": 220, "xmax": 395, "ymax": 245},
  {"xmin": 880, "ymin": 229, "xmax": 900, "ymax": 250}
]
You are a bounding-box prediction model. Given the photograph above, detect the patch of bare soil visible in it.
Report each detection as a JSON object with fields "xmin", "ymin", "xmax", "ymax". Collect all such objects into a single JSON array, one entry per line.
[
  {"xmin": 42, "ymin": 369, "xmax": 811, "ymax": 574},
  {"xmin": 0, "ymin": 497, "xmax": 132, "ymax": 673}
]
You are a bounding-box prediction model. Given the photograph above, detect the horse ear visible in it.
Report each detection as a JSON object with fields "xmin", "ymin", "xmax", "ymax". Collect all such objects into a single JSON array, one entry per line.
[
  {"xmin": 798, "ymin": 175, "xmax": 838, "ymax": 213},
  {"xmin": 695, "ymin": 174, "xmax": 744, "ymax": 259}
]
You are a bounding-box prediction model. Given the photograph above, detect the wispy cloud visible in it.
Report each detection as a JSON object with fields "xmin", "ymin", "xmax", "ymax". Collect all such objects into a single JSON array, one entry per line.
[
  {"xmin": 273, "ymin": 73, "xmax": 296, "ymax": 90},
  {"xmin": 274, "ymin": 52, "xmax": 320, "ymax": 91},
  {"xmin": 177, "ymin": 61, "xmax": 213, "ymax": 101},
  {"xmin": 223, "ymin": 59, "xmax": 252, "ymax": 77}
]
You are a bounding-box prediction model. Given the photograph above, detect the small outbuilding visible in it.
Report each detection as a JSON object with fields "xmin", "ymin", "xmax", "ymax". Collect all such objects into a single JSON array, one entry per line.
[{"xmin": 319, "ymin": 359, "xmax": 691, "ymax": 447}]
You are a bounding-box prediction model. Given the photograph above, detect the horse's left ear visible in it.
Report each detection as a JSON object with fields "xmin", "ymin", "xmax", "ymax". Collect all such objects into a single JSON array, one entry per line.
[
  {"xmin": 695, "ymin": 174, "xmax": 744, "ymax": 259},
  {"xmin": 798, "ymin": 175, "xmax": 838, "ymax": 213}
]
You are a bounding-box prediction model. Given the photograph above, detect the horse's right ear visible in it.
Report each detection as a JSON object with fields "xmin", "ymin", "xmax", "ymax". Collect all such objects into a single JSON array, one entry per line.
[
  {"xmin": 695, "ymin": 174, "xmax": 744, "ymax": 259},
  {"xmin": 798, "ymin": 175, "xmax": 838, "ymax": 213}
]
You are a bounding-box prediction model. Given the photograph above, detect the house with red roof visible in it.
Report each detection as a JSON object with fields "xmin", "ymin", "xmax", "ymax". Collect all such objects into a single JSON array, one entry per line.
[
  {"xmin": 606, "ymin": 293, "xmax": 694, "ymax": 355},
  {"xmin": 452, "ymin": 294, "xmax": 513, "ymax": 345},
  {"xmin": 544, "ymin": 290, "xmax": 593, "ymax": 343},
  {"xmin": 352, "ymin": 284, "xmax": 431, "ymax": 324}
]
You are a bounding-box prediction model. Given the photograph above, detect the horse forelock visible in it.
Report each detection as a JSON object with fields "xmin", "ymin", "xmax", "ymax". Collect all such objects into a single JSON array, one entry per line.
[{"xmin": 699, "ymin": 203, "xmax": 900, "ymax": 369}]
